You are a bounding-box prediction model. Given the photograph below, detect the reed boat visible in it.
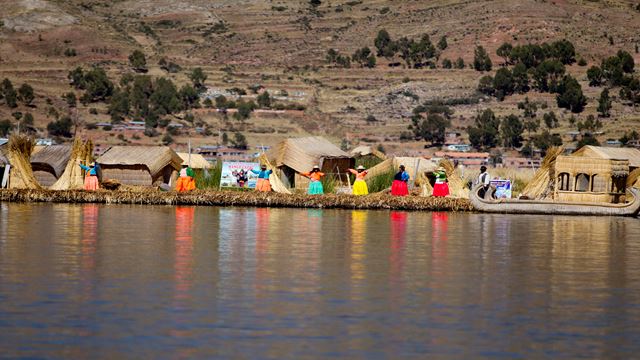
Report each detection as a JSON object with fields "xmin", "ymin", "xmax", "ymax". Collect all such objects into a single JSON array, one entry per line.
[{"xmin": 470, "ymin": 185, "xmax": 640, "ymax": 217}]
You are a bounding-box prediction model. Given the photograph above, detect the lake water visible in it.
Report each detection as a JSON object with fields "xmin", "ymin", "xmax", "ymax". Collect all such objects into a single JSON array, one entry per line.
[{"xmin": 0, "ymin": 203, "xmax": 639, "ymax": 359}]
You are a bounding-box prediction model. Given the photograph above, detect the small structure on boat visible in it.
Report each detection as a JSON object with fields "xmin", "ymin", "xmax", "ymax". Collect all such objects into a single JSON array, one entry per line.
[
  {"xmin": 571, "ymin": 145, "xmax": 640, "ymax": 188},
  {"xmin": 97, "ymin": 146, "xmax": 182, "ymax": 186},
  {"xmin": 30, "ymin": 145, "xmax": 71, "ymax": 187},
  {"xmin": 554, "ymin": 155, "xmax": 629, "ymax": 203},
  {"xmin": 267, "ymin": 136, "xmax": 354, "ymax": 190}
]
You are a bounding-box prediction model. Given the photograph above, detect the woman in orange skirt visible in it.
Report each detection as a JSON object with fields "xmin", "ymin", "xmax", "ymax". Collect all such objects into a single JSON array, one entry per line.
[
  {"xmin": 251, "ymin": 165, "xmax": 273, "ymax": 192},
  {"xmin": 79, "ymin": 161, "xmax": 99, "ymax": 190},
  {"xmin": 176, "ymin": 166, "xmax": 196, "ymax": 192}
]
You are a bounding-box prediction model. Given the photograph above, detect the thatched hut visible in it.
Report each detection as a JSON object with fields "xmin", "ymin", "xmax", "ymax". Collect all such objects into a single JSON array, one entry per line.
[
  {"xmin": 97, "ymin": 146, "xmax": 182, "ymax": 186},
  {"xmin": 30, "ymin": 145, "xmax": 72, "ymax": 187},
  {"xmin": 267, "ymin": 136, "xmax": 354, "ymax": 190},
  {"xmin": 176, "ymin": 152, "xmax": 211, "ymax": 170}
]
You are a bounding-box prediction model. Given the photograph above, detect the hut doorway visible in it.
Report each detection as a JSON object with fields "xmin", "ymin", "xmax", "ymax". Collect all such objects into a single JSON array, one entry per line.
[{"xmin": 279, "ymin": 166, "xmax": 296, "ymax": 189}]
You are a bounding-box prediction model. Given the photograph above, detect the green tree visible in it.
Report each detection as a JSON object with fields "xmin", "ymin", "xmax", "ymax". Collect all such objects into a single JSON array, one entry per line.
[
  {"xmin": 467, "ymin": 108, "xmax": 500, "ymax": 149},
  {"xmin": 188, "ymin": 67, "xmax": 208, "ymax": 91},
  {"xmin": 203, "ymin": 97, "xmax": 213, "ymax": 108},
  {"xmin": 352, "ymin": 47, "xmax": 376, "ymax": 68},
  {"xmin": 0, "ymin": 119, "xmax": 12, "ymax": 136},
  {"xmin": 437, "ymin": 35, "xmax": 448, "ymax": 50},
  {"xmin": 500, "ymin": 114, "xmax": 524, "ymax": 148},
  {"xmin": 543, "ymin": 111, "xmax": 559, "ymax": 129},
  {"xmin": 496, "ymin": 42, "xmax": 513, "ymax": 65},
  {"xmin": 577, "ymin": 133, "xmax": 600, "ymax": 148},
  {"xmin": 533, "ymin": 130, "xmax": 563, "ymax": 154},
  {"xmin": 587, "ymin": 66, "xmax": 603, "ymax": 86},
  {"xmin": 410, "ymin": 112, "xmax": 451, "ymax": 145},
  {"xmin": 128, "ymin": 50, "xmax": 148, "ymax": 72},
  {"xmin": 473, "ymin": 46, "xmax": 492, "ymax": 72},
  {"xmin": 512, "ymin": 62, "xmax": 529, "ymax": 93},
  {"xmin": 47, "ymin": 116, "xmax": 73, "ymax": 137},
  {"xmin": 374, "ymin": 29, "xmax": 396, "ymax": 58},
  {"xmin": 477, "ymin": 75, "xmax": 494, "ymax": 96},
  {"xmin": 162, "ymin": 132, "xmax": 174, "ymax": 145},
  {"xmin": 63, "ymin": 92, "xmax": 77, "ymax": 108},
  {"xmin": 1, "ymin": 78, "xmax": 17, "ymax": 108},
  {"xmin": 83, "ymin": 67, "xmax": 114, "ymax": 102},
  {"xmin": 234, "ymin": 100, "xmax": 257, "ymax": 120},
  {"xmin": 442, "ymin": 58, "xmax": 452, "ymax": 69},
  {"xmin": 108, "ymin": 89, "xmax": 130, "ymax": 123},
  {"xmin": 68, "ymin": 67, "xmax": 85, "ymax": 89},
  {"xmin": 597, "ymin": 88, "xmax": 612, "ymax": 117},
  {"xmin": 150, "ymin": 77, "xmax": 181, "ymax": 114},
  {"xmin": 257, "ymin": 91, "xmax": 272, "ymax": 108},
  {"xmin": 309, "ymin": 0, "xmax": 321, "ymax": 7},
  {"xmin": 231, "ymin": 132, "xmax": 248, "ymax": 149},
  {"xmin": 617, "ymin": 50, "xmax": 635, "ymax": 73},
  {"xmin": 550, "ymin": 39, "xmax": 576, "ymax": 65},
  {"xmin": 17, "ymin": 83, "xmax": 34, "ymax": 106},
  {"xmin": 532, "ymin": 59, "xmax": 565, "ymax": 92},
  {"xmin": 492, "ymin": 67, "xmax": 514, "ymax": 100},
  {"xmin": 556, "ymin": 75, "xmax": 587, "ymax": 113},
  {"xmin": 179, "ymin": 84, "xmax": 200, "ymax": 109}
]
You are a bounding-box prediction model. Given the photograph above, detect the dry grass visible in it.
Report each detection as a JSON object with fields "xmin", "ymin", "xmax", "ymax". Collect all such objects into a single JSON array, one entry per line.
[
  {"xmin": 0, "ymin": 188, "xmax": 473, "ymax": 212},
  {"xmin": 439, "ymin": 159, "xmax": 469, "ymax": 198}
]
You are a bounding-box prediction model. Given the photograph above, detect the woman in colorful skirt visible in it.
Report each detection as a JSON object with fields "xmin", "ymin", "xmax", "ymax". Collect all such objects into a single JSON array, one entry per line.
[
  {"xmin": 251, "ymin": 164, "xmax": 273, "ymax": 192},
  {"xmin": 78, "ymin": 161, "xmax": 99, "ymax": 190},
  {"xmin": 432, "ymin": 166, "xmax": 450, "ymax": 197},
  {"xmin": 348, "ymin": 165, "xmax": 369, "ymax": 195},
  {"xmin": 391, "ymin": 165, "xmax": 410, "ymax": 196},
  {"xmin": 302, "ymin": 165, "xmax": 325, "ymax": 195},
  {"xmin": 176, "ymin": 165, "xmax": 196, "ymax": 192}
]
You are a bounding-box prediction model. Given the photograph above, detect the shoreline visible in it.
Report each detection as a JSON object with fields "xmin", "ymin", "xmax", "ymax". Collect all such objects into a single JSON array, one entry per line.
[{"xmin": 0, "ymin": 189, "xmax": 473, "ymax": 212}]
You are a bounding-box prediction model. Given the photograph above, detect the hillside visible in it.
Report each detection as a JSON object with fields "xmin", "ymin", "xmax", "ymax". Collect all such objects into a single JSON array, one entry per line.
[{"xmin": 1, "ymin": 0, "xmax": 639, "ymax": 155}]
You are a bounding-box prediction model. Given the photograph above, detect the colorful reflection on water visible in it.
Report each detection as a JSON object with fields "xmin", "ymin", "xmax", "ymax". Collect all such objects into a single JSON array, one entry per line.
[{"xmin": 0, "ymin": 203, "xmax": 639, "ymax": 359}]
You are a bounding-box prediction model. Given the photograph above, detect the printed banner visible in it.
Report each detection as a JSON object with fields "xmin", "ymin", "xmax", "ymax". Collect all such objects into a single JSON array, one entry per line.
[
  {"xmin": 490, "ymin": 179, "xmax": 512, "ymax": 199},
  {"xmin": 220, "ymin": 162, "xmax": 260, "ymax": 188}
]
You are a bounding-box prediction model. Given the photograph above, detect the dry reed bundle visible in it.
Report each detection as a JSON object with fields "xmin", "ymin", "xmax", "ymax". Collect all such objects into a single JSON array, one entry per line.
[
  {"xmin": 258, "ymin": 153, "xmax": 292, "ymax": 194},
  {"xmin": 627, "ymin": 168, "xmax": 640, "ymax": 188},
  {"xmin": 50, "ymin": 138, "xmax": 93, "ymax": 190},
  {"xmin": 438, "ymin": 159, "xmax": 469, "ymax": 198},
  {"xmin": 0, "ymin": 188, "xmax": 474, "ymax": 212},
  {"xmin": 6, "ymin": 135, "xmax": 41, "ymax": 189},
  {"xmin": 520, "ymin": 146, "xmax": 564, "ymax": 199}
]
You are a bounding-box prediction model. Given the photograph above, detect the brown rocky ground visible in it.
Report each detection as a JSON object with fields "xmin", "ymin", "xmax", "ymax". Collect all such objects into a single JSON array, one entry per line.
[{"xmin": 0, "ymin": 0, "xmax": 639, "ymax": 153}]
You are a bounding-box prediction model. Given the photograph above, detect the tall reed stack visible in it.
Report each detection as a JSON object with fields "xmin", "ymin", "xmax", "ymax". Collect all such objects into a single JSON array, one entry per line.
[
  {"xmin": 519, "ymin": 146, "xmax": 564, "ymax": 199},
  {"xmin": 6, "ymin": 135, "xmax": 41, "ymax": 189},
  {"xmin": 50, "ymin": 138, "xmax": 93, "ymax": 190}
]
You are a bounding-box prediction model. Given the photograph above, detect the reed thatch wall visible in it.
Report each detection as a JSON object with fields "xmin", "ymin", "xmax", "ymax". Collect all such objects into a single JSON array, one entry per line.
[{"xmin": 33, "ymin": 170, "xmax": 57, "ymax": 187}]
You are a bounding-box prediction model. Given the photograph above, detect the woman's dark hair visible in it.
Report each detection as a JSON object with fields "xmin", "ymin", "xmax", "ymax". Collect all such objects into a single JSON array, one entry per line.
[{"xmin": 311, "ymin": 168, "xmax": 319, "ymax": 173}]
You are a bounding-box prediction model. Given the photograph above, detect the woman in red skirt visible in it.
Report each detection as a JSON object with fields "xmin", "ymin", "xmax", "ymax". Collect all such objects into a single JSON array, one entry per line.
[
  {"xmin": 391, "ymin": 165, "xmax": 410, "ymax": 196},
  {"xmin": 432, "ymin": 166, "xmax": 449, "ymax": 197}
]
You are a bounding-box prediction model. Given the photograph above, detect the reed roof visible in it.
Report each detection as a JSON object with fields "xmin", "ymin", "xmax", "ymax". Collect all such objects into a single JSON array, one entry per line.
[
  {"xmin": 31, "ymin": 145, "xmax": 72, "ymax": 177},
  {"xmin": 268, "ymin": 136, "xmax": 352, "ymax": 173},
  {"xmin": 97, "ymin": 146, "xmax": 182, "ymax": 176},
  {"xmin": 572, "ymin": 146, "xmax": 640, "ymax": 168},
  {"xmin": 350, "ymin": 145, "xmax": 387, "ymax": 160},
  {"xmin": 176, "ymin": 152, "xmax": 211, "ymax": 169},
  {"xmin": 556, "ymin": 155, "xmax": 629, "ymax": 177}
]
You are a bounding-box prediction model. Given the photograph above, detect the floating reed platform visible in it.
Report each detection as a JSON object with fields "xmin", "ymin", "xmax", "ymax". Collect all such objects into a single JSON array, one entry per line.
[{"xmin": 0, "ymin": 189, "xmax": 473, "ymax": 212}]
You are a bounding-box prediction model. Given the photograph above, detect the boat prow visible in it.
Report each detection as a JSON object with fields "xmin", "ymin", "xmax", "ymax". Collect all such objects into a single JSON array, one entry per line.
[{"xmin": 470, "ymin": 185, "xmax": 640, "ymax": 217}]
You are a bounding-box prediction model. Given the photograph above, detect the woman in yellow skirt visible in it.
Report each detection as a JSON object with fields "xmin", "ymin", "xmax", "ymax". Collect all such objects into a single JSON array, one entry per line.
[{"xmin": 348, "ymin": 165, "xmax": 369, "ymax": 195}]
